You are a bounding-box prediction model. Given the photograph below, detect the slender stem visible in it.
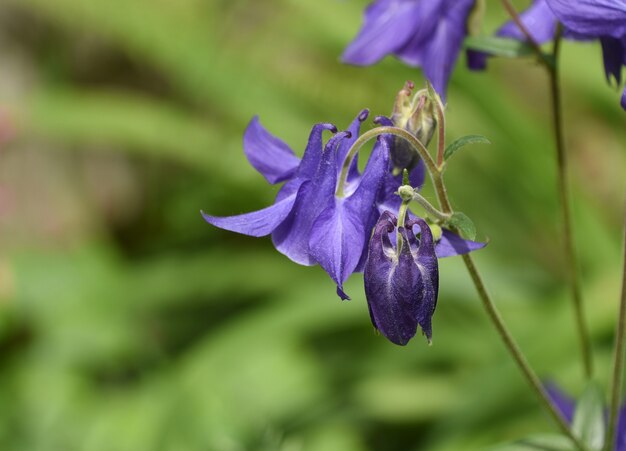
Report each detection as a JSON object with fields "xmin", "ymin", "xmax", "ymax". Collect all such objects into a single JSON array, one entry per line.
[
  {"xmin": 499, "ymin": 0, "xmax": 553, "ymax": 69},
  {"xmin": 411, "ymin": 190, "xmax": 451, "ymax": 223},
  {"xmin": 389, "ymin": 132, "xmax": 587, "ymax": 451},
  {"xmin": 335, "ymin": 126, "xmax": 438, "ymax": 198},
  {"xmin": 606, "ymin": 196, "xmax": 626, "ymax": 451},
  {"xmin": 501, "ymin": 0, "xmax": 593, "ymax": 380},
  {"xmin": 548, "ymin": 26, "xmax": 593, "ymax": 380},
  {"xmin": 396, "ymin": 200, "xmax": 410, "ymax": 253}
]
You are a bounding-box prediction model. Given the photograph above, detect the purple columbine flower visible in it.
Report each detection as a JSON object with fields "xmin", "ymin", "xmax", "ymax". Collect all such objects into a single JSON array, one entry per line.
[
  {"xmin": 203, "ymin": 111, "xmax": 393, "ymax": 300},
  {"xmin": 342, "ymin": 0, "xmax": 477, "ymax": 99},
  {"xmin": 364, "ymin": 211, "xmax": 439, "ymax": 345},
  {"xmin": 470, "ymin": 0, "xmax": 626, "ymax": 110}
]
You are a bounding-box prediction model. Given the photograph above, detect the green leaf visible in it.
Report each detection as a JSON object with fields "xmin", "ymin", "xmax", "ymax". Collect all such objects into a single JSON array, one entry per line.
[
  {"xmin": 444, "ymin": 134, "xmax": 491, "ymax": 161},
  {"xmin": 488, "ymin": 434, "xmax": 575, "ymax": 451},
  {"xmin": 448, "ymin": 212, "xmax": 477, "ymax": 241},
  {"xmin": 464, "ymin": 36, "xmax": 535, "ymax": 58},
  {"xmin": 572, "ymin": 382, "xmax": 605, "ymax": 451}
]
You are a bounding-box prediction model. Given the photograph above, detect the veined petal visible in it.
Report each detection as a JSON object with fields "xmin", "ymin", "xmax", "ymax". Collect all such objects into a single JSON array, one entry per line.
[
  {"xmin": 272, "ymin": 132, "xmax": 349, "ymax": 265},
  {"xmin": 243, "ymin": 116, "xmax": 300, "ymax": 184},
  {"xmin": 341, "ymin": 0, "xmax": 424, "ymax": 66},
  {"xmin": 435, "ymin": 228, "xmax": 486, "ymax": 258},
  {"xmin": 336, "ymin": 109, "xmax": 369, "ymax": 184},
  {"xmin": 310, "ymin": 133, "xmax": 390, "ymax": 298},
  {"xmin": 546, "ymin": 0, "xmax": 626, "ymax": 39},
  {"xmin": 201, "ymin": 188, "xmax": 300, "ymax": 237}
]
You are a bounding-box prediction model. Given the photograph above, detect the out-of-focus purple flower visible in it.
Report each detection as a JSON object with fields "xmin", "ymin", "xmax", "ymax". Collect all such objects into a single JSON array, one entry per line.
[
  {"xmin": 203, "ymin": 111, "xmax": 393, "ymax": 300},
  {"xmin": 471, "ymin": 0, "xmax": 626, "ymax": 110},
  {"xmin": 342, "ymin": 0, "xmax": 477, "ymax": 99},
  {"xmin": 364, "ymin": 211, "xmax": 439, "ymax": 345},
  {"xmin": 546, "ymin": 383, "xmax": 626, "ymax": 450}
]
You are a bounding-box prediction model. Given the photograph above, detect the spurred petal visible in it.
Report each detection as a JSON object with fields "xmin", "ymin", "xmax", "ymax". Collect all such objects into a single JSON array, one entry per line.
[
  {"xmin": 243, "ymin": 116, "xmax": 300, "ymax": 184},
  {"xmin": 297, "ymin": 123, "xmax": 338, "ymax": 181},
  {"xmin": 310, "ymin": 134, "xmax": 390, "ymax": 299},
  {"xmin": 342, "ymin": 0, "xmax": 423, "ymax": 65},
  {"xmin": 272, "ymin": 132, "xmax": 349, "ymax": 265},
  {"xmin": 435, "ymin": 228, "xmax": 486, "ymax": 258},
  {"xmin": 336, "ymin": 109, "xmax": 369, "ymax": 185},
  {"xmin": 201, "ymin": 188, "xmax": 300, "ymax": 237},
  {"xmin": 546, "ymin": 0, "xmax": 626, "ymax": 39}
]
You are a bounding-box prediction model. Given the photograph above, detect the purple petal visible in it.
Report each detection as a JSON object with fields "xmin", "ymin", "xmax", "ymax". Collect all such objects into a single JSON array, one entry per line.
[
  {"xmin": 546, "ymin": 0, "xmax": 626, "ymax": 39},
  {"xmin": 243, "ymin": 116, "xmax": 300, "ymax": 184},
  {"xmin": 601, "ymin": 36, "xmax": 624, "ymax": 85},
  {"xmin": 544, "ymin": 383, "xmax": 576, "ymax": 424},
  {"xmin": 201, "ymin": 188, "xmax": 299, "ymax": 237},
  {"xmin": 615, "ymin": 402, "xmax": 626, "ymax": 451},
  {"xmin": 622, "ymin": 86, "xmax": 626, "ymax": 110},
  {"xmin": 342, "ymin": 0, "xmax": 424, "ymax": 66},
  {"xmin": 466, "ymin": 49, "xmax": 488, "ymax": 71},
  {"xmin": 272, "ymin": 132, "xmax": 349, "ymax": 265},
  {"xmin": 296, "ymin": 123, "xmax": 338, "ymax": 181},
  {"xmin": 396, "ymin": 0, "xmax": 475, "ymax": 98},
  {"xmin": 310, "ymin": 133, "xmax": 390, "ymax": 298},
  {"xmin": 500, "ymin": 0, "xmax": 558, "ymax": 44},
  {"xmin": 435, "ymin": 229, "xmax": 486, "ymax": 258}
]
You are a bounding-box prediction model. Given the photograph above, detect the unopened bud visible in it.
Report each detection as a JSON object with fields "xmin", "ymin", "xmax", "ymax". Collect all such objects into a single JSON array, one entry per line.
[{"xmin": 397, "ymin": 185, "xmax": 414, "ymax": 202}]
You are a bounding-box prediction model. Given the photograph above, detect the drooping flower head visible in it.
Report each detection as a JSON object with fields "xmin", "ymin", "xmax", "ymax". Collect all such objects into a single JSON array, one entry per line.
[
  {"xmin": 364, "ymin": 211, "xmax": 439, "ymax": 345},
  {"xmin": 342, "ymin": 0, "xmax": 477, "ymax": 99}
]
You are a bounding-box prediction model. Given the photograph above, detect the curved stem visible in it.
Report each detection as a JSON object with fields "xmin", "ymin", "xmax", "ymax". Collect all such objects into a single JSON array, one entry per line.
[
  {"xmin": 411, "ymin": 191, "xmax": 451, "ymax": 223},
  {"xmin": 606, "ymin": 196, "xmax": 626, "ymax": 451},
  {"xmin": 335, "ymin": 126, "xmax": 438, "ymax": 198},
  {"xmin": 549, "ymin": 25, "xmax": 593, "ymax": 380}
]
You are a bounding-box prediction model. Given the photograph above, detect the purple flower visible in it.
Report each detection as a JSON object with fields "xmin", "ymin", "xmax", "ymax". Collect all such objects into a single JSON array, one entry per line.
[
  {"xmin": 203, "ymin": 111, "xmax": 393, "ymax": 300},
  {"xmin": 364, "ymin": 211, "xmax": 439, "ymax": 345},
  {"xmin": 471, "ymin": 0, "xmax": 626, "ymax": 110},
  {"xmin": 342, "ymin": 0, "xmax": 477, "ymax": 99},
  {"xmin": 546, "ymin": 383, "xmax": 626, "ymax": 450}
]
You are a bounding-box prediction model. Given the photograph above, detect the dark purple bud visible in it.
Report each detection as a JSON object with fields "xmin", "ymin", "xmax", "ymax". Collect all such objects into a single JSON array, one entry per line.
[{"xmin": 364, "ymin": 211, "xmax": 439, "ymax": 346}]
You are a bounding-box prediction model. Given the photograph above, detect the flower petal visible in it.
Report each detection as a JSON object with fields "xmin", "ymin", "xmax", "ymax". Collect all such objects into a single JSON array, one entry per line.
[
  {"xmin": 396, "ymin": 0, "xmax": 475, "ymax": 98},
  {"xmin": 601, "ymin": 36, "xmax": 624, "ymax": 85},
  {"xmin": 544, "ymin": 383, "xmax": 576, "ymax": 424},
  {"xmin": 499, "ymin": 0, "xmax": 558, "ymax": 44},
  {"xmin": 243, "ymin": 116, "xmax": 301, "ymax": 184},
  {"xmin": 341, "ymin": 0, "xmax": 424, "ymax": 66},
  {"xmin": 336, "ymin": 109, "xmax": 369, "ymax": 184},
  {"xmin": 435, "ymin": 229, "xmax": 486, "ymax": 258},
  {"xmin": 310, "ymin": 133, "xmax": 390, "ymax": 298},
  {"xmin": 622, "ymin": 86, "xmax": 626, "ymax": 110},
  {"xmin": 272, "ymin": 132, "xmax": 349, "ymax": 265},
  {"xmin": 201, "ymin": 188, "xmax": 300, "ymax": 237},
  {"xmin": 546, "ymin": 0, "xmax": 626, "ymax": 39}
]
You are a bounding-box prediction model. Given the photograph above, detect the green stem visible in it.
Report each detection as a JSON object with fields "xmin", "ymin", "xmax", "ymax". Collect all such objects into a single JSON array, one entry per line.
[
  {"xmin": 396, "ymin": 200, "xmax": 410, "ymax": 253},
  {"xmin": 411, "ymin": 191, "xmax": 451, "ymax": 223},
  {"xmin": 335, "ymin": 126, "xmax": 438, "ymax": 198},
  {"xmin": 606, "ymin": 197, "xmax": 626, "ymax": 451},
  {"xmin": 548, "ymin": 25, "xmax": 593, "ymax": 380},
  {"xmin": 391, "ymin": 133, "xmax": 588, "ymax": 451}
]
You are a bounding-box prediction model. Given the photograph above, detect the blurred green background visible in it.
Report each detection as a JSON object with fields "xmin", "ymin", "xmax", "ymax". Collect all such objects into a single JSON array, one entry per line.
[{"xmin": 0, "ymin": 0, "xmax": 624, "ymax": 450}]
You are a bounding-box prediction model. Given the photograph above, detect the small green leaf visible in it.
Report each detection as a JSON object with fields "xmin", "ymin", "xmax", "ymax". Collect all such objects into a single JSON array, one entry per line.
[
  {"xmin": 443, "ymin": 134, "xmax": 491, "ymax": 161},
  {"xmin": 464, "ymin": 35, "xmax": 535, "ymax": 58},
  {"xmin": 572, "ymin": 382, "xmax": 605, "ymax": 451},
  {"xmin": 488, "ymin": 434, "xmax": 575, "ymax": 451},
  {"xmin": 448, "ymin": 212, "xmax": 476, "ymax": 240}
]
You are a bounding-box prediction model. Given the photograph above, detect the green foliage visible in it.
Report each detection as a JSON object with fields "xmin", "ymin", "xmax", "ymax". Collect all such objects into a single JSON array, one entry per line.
[
  {"xmin": 443, "ymin": 134, "xmax": 491, "ymax": 162},
  {"xmin": 0, "ymin": 1, "xmax": 624, "ymax": 450},
  {"xmin": 572, "ymin": 382, "xmax": 606, "ymax": 451}
]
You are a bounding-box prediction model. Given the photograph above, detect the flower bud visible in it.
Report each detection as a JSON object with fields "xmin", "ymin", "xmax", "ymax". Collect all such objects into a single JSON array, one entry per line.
[{"xmin": 390, "ymin": 81, "xmax": 437, "ymax": 174}]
